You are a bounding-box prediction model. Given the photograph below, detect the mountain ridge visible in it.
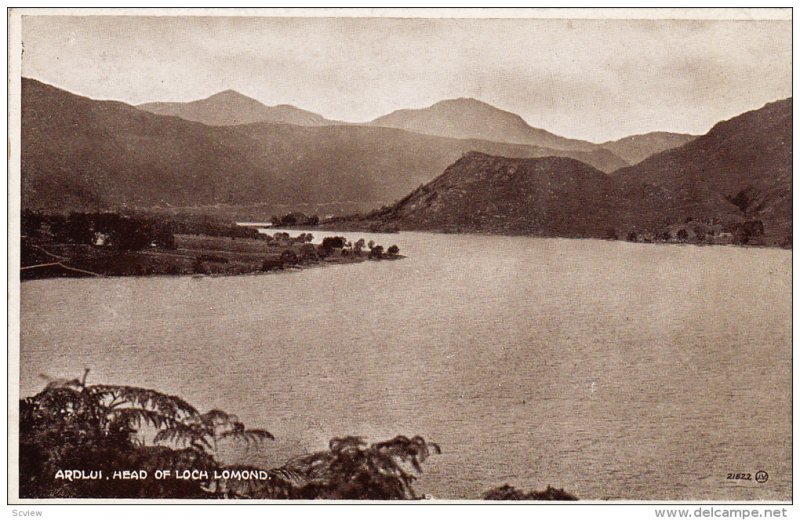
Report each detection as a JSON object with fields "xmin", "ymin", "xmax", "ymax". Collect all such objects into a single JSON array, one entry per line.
[
  {"xmin": 343, "ymin": 151, "xmax": 622, "ymax": 237},
  {"xmin": 134, "ymin": 88, "xmax": 694, "ymax": 168},
  {"xmin": 368, "ymin": 97, "xmax": 604, "ymax": 153},
  {"xmin": 20, "ymin": 78, "xmax": 626, "ymax": 213},
  {"xmin": 21, "ymin": 77, "xmax": 790, "ymax": 244},
  {"xmin": 138, "ymin": 89, "xmax": 340, "ymax": 127},
  {"xmin": 339, "ymin": 98, "xmax": 791, "ymax": 244},
  {"xmin": 600, "ymin": 131, "xmax": 697, "ymax": 165},
  {"xmin": 612, "ymin": 97, "xmax": 792, "ymax": 240}
]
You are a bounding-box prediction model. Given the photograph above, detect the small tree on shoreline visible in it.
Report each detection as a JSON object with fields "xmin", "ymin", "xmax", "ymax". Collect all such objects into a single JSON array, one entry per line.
[{"xmin": 369, "ymin": 245, "xmax": 384, "ymax": 259}]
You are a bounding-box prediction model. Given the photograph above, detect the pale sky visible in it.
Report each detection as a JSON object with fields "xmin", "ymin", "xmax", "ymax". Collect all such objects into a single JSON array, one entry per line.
[{"xmin": 20, "ymin": 14, "xmax": 792, "ymax": 142}]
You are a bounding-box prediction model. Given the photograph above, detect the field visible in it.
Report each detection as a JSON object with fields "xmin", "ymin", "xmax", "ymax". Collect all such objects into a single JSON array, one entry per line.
[{"xmin": 20, "ymin": 233, "xmax": 375, "ymax": 280}]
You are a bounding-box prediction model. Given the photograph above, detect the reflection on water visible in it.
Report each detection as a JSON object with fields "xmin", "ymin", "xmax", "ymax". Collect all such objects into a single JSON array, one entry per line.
[{"xmin": 20, "ymin": 233, "xmax": 792, "ymax": 500}]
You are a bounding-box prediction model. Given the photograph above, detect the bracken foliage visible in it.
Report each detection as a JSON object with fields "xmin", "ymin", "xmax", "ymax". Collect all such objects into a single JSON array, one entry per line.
[
  {"xmin": 19, "ymin": 370, "xmax": 221, "ymax": 498},
  {"xmin": 19, "ymin": 371, "xmax": 440, "ymax": 500},
  {"xmin": 259, "ymin": 435, "xmax": 441, "ymax": 499}
]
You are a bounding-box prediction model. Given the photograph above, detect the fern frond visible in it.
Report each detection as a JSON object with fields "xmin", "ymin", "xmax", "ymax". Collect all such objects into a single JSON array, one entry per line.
[
  {"xmin": 153, "ymin": 422, "xmax": 211, "ymax": 451},
  {"xmin": 200, "ymin": 409, "xmax": 239, "ymax": 427},
  {"xmin": 112, "ymin": 407, "xmax": 178, "ymax": 431},
  {"xmin": 218, "ymin": 428, "xmax": 274, "ymax": 445},
  {"xmin": 329, "ymin": 436, "xmax": 366, "ymax": 453},
  {"xmin": 92, "ymin": 385, "xmax": 198, "ymax": 419}
]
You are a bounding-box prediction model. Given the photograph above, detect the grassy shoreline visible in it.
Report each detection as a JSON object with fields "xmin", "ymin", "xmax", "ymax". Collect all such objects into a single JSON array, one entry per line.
[{"xmin": 21, "ymin": 233, "xmax": 401, "ymax": 281}]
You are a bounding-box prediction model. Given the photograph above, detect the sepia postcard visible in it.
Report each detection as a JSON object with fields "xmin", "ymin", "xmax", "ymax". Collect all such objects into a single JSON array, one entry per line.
[{"xmin": 6, "ymin": 7, "xmax": 793, "ymax": 510}]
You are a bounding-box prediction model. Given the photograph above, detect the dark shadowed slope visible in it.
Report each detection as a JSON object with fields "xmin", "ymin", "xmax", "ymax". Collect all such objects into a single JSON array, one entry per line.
[
  {"xmin": 342, "ymin": 99, "xmax": 791, "ymax": 243},
  {"xmin": 22, "ymin": 79, "xmax": 265, "ymax": 210},
  {"xmin": 21, "ymin": 78, "xmax": 624, "ymax": 212},
  {"xmin": 138, "ymin": 89, "xmax": 340, "ymax": 127},
  {"xmin": 354, "ymin": 152, "xmax": 622, "ymax": 238},
  {"xmin": 613, "ymin": 98, "xmax": 792, "ymax": 240},
  {"xmin": 25, "ymin": 78, "xmax": 788, "ymax": 241},
  {"xmin": 601, "ymin": 132, "xmax": 697, "ymax": 165}
]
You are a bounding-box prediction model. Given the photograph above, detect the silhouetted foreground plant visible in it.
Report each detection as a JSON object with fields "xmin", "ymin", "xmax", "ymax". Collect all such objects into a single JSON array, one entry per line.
[
  {"xmin": 20, "ymin": 370, "xmax": 223, "ymax": 498},
  {"xmin": 482, "ymin": 484, "xmax": 577, "ymax": 501},
  {"xmin": 258, "ymin": 435, "xmax": 441, "ymax": 499},
  {"xmin": 19, "ymin": 371, "xmax": 439, "ymax": 499}
]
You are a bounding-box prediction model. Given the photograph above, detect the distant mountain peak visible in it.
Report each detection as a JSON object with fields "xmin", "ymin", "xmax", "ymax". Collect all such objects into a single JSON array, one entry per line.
[
  {"xmin": 137, "ymin": 89, "xmax": 336, "ymax": 127},
  {"xmin": 434, "ymin": 97, "xmax": 488, "ymax": 106},
  {"xmin": 207, "ymin": 89, "xmax": 253, "ymax": 100},
  {"xmin": 369, "ymin": 97, "xmax": 603, "ymax": 154},
  {"xmin": 188, "ymin": 89, "xmax": 270, "ymax": 109},
  {"xmin": 427, "ymin": 97, "xmax": 521, "ymax": 116}
]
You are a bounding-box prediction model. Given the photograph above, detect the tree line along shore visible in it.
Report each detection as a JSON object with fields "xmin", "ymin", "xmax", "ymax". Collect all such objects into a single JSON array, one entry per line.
[{"xmin": 19, "ymin": 210, "xmax": 402, "ymax": 281}]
